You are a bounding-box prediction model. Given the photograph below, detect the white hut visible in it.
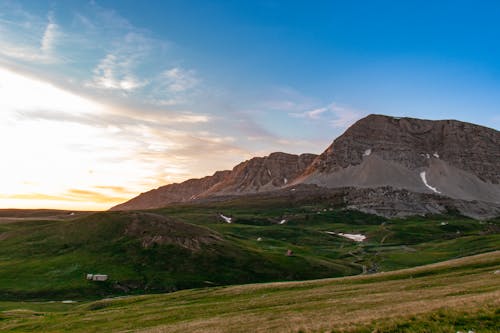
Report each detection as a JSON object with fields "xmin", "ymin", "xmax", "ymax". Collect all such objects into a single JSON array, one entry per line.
[{"xmin": 86, "ymin": 273, "xmax": 108, "ymax": 281}]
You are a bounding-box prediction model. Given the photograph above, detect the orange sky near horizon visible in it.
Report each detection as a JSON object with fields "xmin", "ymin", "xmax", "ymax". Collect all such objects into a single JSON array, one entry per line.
[{"xmin": 0, "ymin": 67, "xmax": 250, "ymax": 210}]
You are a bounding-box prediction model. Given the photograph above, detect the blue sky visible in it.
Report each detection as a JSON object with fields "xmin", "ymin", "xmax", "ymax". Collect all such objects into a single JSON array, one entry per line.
[{"xmin": 0, "ymin": 0, "xmax": 499, "ymax": 209}]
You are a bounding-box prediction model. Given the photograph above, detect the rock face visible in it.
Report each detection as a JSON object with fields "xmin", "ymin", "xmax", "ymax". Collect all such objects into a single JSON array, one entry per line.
[
  {"xmin": 203, "ymin": 152, "xmax": 317, "ymax": 195},
  {"xmin": 112, "ymin": 114, "xmax": 500, "ymax": 216},
  {"xmin": 299, "ymin": 115, "xmax": 500, "ymax": 203},
  {"xmin": 302, "ymin": 114, "xmax": 499, "ymax": 183},
  {"xmin": 111, "ymin": 153, "xmax": 317, "ymax": 211}
]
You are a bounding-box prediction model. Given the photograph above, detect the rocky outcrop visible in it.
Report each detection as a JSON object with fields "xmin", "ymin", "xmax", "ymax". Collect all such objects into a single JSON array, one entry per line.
[{"xmin": 123, "ymin": 212, "xmax": 222, "ymax": 250}]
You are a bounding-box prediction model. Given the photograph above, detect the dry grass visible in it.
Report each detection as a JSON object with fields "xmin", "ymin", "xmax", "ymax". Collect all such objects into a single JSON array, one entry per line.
[{"xmin": 1, "ymin": 251, "xmax": 498, "ymax": 332}]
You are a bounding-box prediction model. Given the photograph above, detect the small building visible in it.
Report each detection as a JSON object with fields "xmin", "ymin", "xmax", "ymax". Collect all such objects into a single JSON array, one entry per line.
[{"xmin": 86, "ymin": 274, "xmax": 108, "ymax": 281}]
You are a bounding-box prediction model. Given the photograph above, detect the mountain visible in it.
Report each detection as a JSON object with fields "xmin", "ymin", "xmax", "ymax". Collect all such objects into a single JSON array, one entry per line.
[
  {"xmin": 299, "ymin": 114, "xmax": 500, "ymax": 203},
  {"xmin": 111, "ymin": 152, "xmax": 317, "ymax": 211},
  {"xmin": 111, "ymin": 115, "xmax": 500, "ymax": 217}
]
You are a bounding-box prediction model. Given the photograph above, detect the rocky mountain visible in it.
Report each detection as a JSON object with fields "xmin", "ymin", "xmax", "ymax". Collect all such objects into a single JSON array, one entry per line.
[
  {"xmin": 298, "ymin": 114, "xmax": 500, "ymax": 203},
  {"xmin": 111, "ymin": 114, "xmax": 500, "ymax": 217},
  {"xmin": 111, "ymin": 152, "xmax": 317, "ymax": 211}
]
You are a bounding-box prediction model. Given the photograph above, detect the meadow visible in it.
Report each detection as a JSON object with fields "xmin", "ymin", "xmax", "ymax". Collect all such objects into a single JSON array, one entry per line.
[
  {"xmin": 0, "ymin": 198, "xmax": 498, "ymax": 332},
  {"xmin": 0, "ymin": 251, "xmax": 498, "ymax": 332}
]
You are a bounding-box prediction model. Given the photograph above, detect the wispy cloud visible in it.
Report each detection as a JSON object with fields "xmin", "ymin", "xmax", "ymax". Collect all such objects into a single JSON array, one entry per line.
[
  {"xmin": 290, "ymin": 102, "xmax": 365, "ymax": 128},
  {"xmin": 40, "ymin": 12, "xmax": 58, "ymax": 55},
  {"xmin": 0, "ymin": 11, "xmax": 60, "ymax": 63},
  {"xmin": 161, "ymin": 67, "xmax": 200, "ymax": 93},
  {"xmin": 0, "ymin": 3, "xmax": 343, "ymax": 210},
  {"xmin": 89, "ymin": 53, "xmax": 148, "ymax": 91},
  {"xmin": 260, "ymin": 86, "xmax": 316, "ymax": 113}
]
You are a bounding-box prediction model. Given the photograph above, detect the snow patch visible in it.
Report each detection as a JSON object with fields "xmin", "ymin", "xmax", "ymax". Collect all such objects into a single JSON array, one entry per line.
[
  {"xmin": 425, "ymin": 153, "xmax": 430, "ymax": 159},
  {"xmin": 420, "ymin": 171, "xmax": 441, "ymax": 194},
  {"xmin": 279, "ymin": 219, "xmax": 287, "ymax": 225},
  {"xmin": 433, "ymin": 152, "xmax": 439, "ymax": 158},
  {"xmin": 338, "ymin": 233, "xmax": 366, "ymax": 242},
  {"xmin": 325, "ymin": 231, "xmax": 366, "ymax": 242},
  {"xmin": 219, "ymin": 214, "xmax": 232, "ymax": 223},
  {"xmin": 440, "ymin": 222, "xmax": 448, "ymax": 226},
  {"xmin": 257, "ymin": 237, "xmax": 262, "ymax": 242},
  {"xmin": 267, "ymin": 169, "xmax": 272, "ymax": 176},
  {"xmin": 283, "ymin": 177, "xmax": 288, "ymax": 184},
  {"xmin": 363, "ymin": 148, "xmax": 372, "ymax": 156}
]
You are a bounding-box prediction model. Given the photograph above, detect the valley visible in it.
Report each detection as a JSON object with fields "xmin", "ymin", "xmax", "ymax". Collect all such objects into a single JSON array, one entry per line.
[
  {"xmin": 0, "ymin": 115, "xmax": 498, "ymax": 332},
  {"xmin": 0, "ymin": 194, "xmax": 498, "ymax": 301}
]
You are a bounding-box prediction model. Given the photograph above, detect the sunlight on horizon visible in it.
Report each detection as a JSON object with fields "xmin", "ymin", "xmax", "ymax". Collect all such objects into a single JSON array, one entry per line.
[{"xmin": 0, "ymin": 67, "xmax": 189, "ymax": 210}]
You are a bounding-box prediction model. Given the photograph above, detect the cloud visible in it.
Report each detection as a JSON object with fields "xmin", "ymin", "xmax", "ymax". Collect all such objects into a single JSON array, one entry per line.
[
  {"xmin": 260, "ymin": 86, "xmax": 316, "ymax": 113},
  {"xmin": 304, "ymin": 107, "xmax": 328, "ymax": 119},
  {"xmin": 0, "ymin": 66, "xmax": 254, "ymax": 210},
  {"xmin": 161, "ymin": 67, "xmax": 200, "ymax": 92},
  {"xmin": 328, "ymin": 104, "xmax": 365, "ymax": 128},
  {"xmin": 89, "ymin": 53, "xmax": 148, "ymax": 91},
  {"xmin": 40, "ymin": 13, "xmax": 58, "ymax": 54},
  {"xmin": 0, "ymin": 5, "xmax": 60, "ymax": 63},
  {"xmin": 291, "ymin": 102, "xmax": 365, "ymax": 128},
  {"xmin": 0, "ymin": 4, "xmax": 352, "ymax": 210}
]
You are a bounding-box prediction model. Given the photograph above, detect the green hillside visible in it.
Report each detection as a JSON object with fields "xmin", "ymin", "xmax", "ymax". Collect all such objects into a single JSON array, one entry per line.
[
  {"xmin": 0, "ymin": 198, "xmax": 498, "ymax": 301},
  {"xmin": 1, "ymin": 251, "xmax": 498, "ymax": 332}
]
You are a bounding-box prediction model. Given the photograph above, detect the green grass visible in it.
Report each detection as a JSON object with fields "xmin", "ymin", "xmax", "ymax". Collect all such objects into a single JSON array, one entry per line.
[
  {"xmin": 0, "ymin": 251, "xmax": 498, "ymax": 332},
  {"xmin": 351, "ymin": 307, "xmax": 499, "ymax": 333},
  {"xmin": 0, "ymin": 199, "xmax": 498, "ymax": 301}
]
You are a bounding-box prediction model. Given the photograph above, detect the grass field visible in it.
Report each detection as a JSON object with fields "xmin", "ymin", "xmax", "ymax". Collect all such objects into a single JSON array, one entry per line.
[
  {"xmin": 0, "ymin": 251, "xmax": 498, "ymax": 332},
  {"xmin": 0, "ymin": 199, "xmax": 498, "ymax": 301}
]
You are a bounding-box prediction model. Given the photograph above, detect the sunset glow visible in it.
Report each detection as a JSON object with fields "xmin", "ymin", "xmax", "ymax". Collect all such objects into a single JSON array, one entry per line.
[
  {"xmin": 1, "ymin": 1, "xmax": 499, "ymax": 210},
  {"xmin": 0, "ymin": 68, "xmax": 153, "ymax": 209},
  {"xmin": 0, "ymin": 67, "xmax": 249, "ymax": 210}
]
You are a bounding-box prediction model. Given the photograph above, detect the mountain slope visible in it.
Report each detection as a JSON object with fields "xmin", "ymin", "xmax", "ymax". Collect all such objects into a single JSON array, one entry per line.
[{"xmin": 111, "ymin": 152, "xmax": 317, "ymax": 211}]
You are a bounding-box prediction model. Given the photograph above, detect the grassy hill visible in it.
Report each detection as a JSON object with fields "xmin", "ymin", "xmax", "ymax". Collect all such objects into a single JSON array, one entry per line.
[
  {"xmin": 0, "ymin": 197, "xmax": 498, "ymax": 301},
  {"xmin": 0, "ymin": 251, "xmax": 498, "ymax": 332}
]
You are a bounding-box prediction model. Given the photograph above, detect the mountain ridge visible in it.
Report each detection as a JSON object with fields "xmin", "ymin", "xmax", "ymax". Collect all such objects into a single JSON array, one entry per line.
[
  {"xmin": 111, "ymin": 152, "xmax": 317, "ymax": 211},
  {"xmin": 111, "ymin": 114, "xmax": 500, "ymax": 216}
]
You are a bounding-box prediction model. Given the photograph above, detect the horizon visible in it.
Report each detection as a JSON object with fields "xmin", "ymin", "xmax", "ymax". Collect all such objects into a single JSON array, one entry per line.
[{"xmin": 1, "ymin": 0, "xmax": 500, "ymax": 210}]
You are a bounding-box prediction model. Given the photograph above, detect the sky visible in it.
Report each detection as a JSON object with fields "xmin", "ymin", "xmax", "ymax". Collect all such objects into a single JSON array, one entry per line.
[{"xmin": 0, "ymin": 0, "xmax": 499, "ymax": 210}]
